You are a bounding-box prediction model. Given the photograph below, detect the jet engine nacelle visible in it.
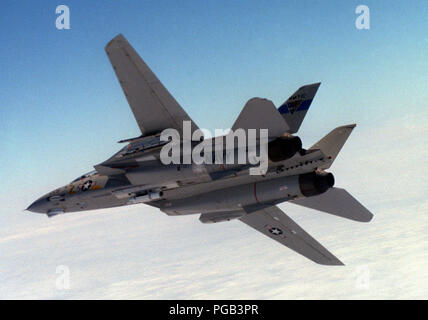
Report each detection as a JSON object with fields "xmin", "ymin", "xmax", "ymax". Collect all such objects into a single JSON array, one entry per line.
[
  {"xmin": 268, "ymin": 136, "xmax": 302, "ymax": 162},
  {"xmin": 162, "ymin": 171, "xmax": 335, "ymax": 215},
  {"xmin": 298, "ymin": 171, "xmax": 335, "ymax": 197}
]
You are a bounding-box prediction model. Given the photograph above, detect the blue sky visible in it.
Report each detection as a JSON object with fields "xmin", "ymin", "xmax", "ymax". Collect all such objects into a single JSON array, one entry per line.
[
  {"xmin": 0, "ymin": 1, "xmax": 427, "ymax": 299},
  {"xmin": 1, "ymin": 0, "xmax": 427, "ymax": 195}
]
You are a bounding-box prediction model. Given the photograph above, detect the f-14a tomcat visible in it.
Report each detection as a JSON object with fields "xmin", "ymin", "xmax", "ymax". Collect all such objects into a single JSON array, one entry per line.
[{"xmin": 27, "ymin": 34, "xmax": 373, "ymax": 265}]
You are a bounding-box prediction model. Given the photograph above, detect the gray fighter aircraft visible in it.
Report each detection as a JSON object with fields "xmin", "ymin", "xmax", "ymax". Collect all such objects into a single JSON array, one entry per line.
[{"xmin": 27, "ymin": 34, "xmax": 373, "ymax": 265}]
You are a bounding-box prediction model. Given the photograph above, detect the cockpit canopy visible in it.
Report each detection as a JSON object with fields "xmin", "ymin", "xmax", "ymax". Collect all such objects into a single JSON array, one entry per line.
[{"xmin": 71, "ymin": 170, "xmax": 98, "ymax": 183}]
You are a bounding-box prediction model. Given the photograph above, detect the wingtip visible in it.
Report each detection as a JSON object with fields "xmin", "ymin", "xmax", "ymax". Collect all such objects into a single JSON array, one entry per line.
[
  {"xmin": 315, "ymin": 260, "xmax": 345, "ymax": 266},
  {"xmin": 325, "ymin": 259, "xmax": 345, "ymax": 266},
  {"xmin": 318, "ymin": 254, "xmax": 345, "ymax": 266},
  {"xmin": 105, "ymin": 33, "xmax": 126, "ymax": 50},
  {"xmin": 313, "ymin": 255, "xmax": 345, "ymax": 266},
  {"xmin": 360, "ymin": 213, "xmax": 374, "ymax": 223}
]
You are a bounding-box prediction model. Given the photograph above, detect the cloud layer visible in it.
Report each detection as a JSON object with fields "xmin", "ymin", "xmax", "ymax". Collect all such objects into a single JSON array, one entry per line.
[{"xmin": 1, "ymin": 112, "xmax": 427, "ymax": 299}]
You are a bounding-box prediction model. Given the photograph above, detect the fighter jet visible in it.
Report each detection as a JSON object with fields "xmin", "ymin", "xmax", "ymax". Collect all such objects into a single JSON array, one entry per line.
[{"xmin": 27, "ymin": 34, "xmax": 373, "ymax": 265}]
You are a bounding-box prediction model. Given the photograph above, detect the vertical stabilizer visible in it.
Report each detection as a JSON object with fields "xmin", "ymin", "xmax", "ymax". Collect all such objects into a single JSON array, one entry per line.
[
  {"xmin": 278, "ymin": 82, "xmax": 321, "ymax": 134},
  {"xmin": 232, "ymin": 98, "xmax": 289, "ymax": 138}
]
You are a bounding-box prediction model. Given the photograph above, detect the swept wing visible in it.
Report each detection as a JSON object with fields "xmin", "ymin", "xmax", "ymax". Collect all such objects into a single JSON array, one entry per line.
[
  {"xmin": 105, "ymin": 34, "xmax": 199, "ymax": 136},
  {"xmin": 239, "ymin": 205, "xmax": 344, "ymax": 265}
]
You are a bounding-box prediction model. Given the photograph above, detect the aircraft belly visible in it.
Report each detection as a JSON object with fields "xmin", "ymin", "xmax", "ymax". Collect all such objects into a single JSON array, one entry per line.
[{"xmin": 64, "ymin": 193, "xmax": 126, "ymax": 212}]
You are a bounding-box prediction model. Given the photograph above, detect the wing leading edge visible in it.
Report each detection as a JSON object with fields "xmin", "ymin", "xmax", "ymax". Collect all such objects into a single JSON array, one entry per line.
[
  {"xmin": 105, "ymin": 34, "xmax": 199, "ymax": 136},
  {"xmin": 239, "ymin": 205, "xmax": 344, "ymax": 265}
]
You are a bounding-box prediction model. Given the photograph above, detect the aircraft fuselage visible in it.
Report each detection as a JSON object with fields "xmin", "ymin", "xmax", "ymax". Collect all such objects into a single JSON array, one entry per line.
[{"xmin": 27, "ymin": 145, "xmax": 331, "ymax": 218}]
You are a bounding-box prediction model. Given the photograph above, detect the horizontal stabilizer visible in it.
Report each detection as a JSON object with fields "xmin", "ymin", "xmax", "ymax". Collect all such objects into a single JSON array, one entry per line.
[
  {"xmin": 232, "ymin": 98, "xmax": 289, "ymax": 138},
  {"xmin": 278, "ymin": 83, "xmax": 321, "ymax": 134},
  {"xmin": 310, "ymin": 124, "xmax": 356, "ymax": 169},
  {"xmin": 290, "ymin": 187, "xmax": 373, "ymax": 222}
]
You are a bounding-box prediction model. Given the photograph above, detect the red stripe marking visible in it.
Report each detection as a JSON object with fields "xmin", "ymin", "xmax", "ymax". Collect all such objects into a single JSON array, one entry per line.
[{"xmin": 254, "ymin": 182, "xmax": 260, "ymax": 203}]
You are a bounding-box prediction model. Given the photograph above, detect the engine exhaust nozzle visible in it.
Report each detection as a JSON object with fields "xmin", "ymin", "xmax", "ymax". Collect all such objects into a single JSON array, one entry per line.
[
  {"xmin": 299, "ymin": 171, "xmax": 335, "ymax": 197},
  {"xmin": 268, "ymin": 136, "xmax": 302, "ymax": 162}
]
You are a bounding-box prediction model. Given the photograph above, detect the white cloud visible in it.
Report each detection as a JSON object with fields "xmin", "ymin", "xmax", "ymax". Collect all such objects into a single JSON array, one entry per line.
[{"xmin": 1, "ymin": 112, "xmax": 427, "ymax": 299}]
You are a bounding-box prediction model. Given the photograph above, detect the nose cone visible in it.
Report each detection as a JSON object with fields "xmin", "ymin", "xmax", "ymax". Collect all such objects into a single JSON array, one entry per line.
[{"xmin": 26, "ymin": 197, "xmax": 49, "ymax": 214}]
